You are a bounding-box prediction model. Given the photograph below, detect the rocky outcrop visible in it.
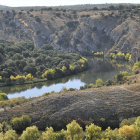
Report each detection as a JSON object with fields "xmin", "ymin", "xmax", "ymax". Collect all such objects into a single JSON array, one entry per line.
[{"xmin": 0, "ymin": 10, "xmax": 140, "ymax": 62}]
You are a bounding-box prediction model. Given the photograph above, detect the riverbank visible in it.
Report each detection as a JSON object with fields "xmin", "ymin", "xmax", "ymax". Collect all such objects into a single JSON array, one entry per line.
[
  {"xmin": 0, "ymin": 78, "xmax": 48, "ymax": 87},
  {"xmin": 0, "ymin": 64, "xmax": 88, "ymax": 88}
]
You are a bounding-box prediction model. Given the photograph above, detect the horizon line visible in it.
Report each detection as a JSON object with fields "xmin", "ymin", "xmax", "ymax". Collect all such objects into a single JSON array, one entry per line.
[{"xmin": 1, "ymin": 2, "xmax": 140, "ymax": 8}]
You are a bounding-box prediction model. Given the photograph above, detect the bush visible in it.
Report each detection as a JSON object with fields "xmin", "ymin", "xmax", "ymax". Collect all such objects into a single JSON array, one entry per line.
[
  {"xmin": 93, "ymin": 7, "xmax": 98, "ymax": 10},
  {"xmin": 35, "ymin": 16, "xmax": 41, "ymax": 22},
  {"xmin": 19, "ymin": 12, "xmax": 22, "ymax": 15},
  {"xmin": 96, "ymin": 78, "xmax": 103, "ymax": 86},
  {"xmin": 116, "ymin": 74, "xmax": 123, "ymax": 82},
  {"xmin": 119, "ymin": 125, "xmax": 135, "ymax": 139},
  {"xmin": 120, "ymin": 117, "xmax": 137, "ymax": 127},
  {"xmin": 66, "ymin": 120, "xmax": 84, "ymax": 140},
  {"xmin": 42, "ymin": 127, "xmax": 66, "ymax": 140},
  {"xmin": 120, "ymin": 71, "xmax": 130, "ymax": 77},
  {"xmin": 135, "ymin": 70, "xmax": 139, "ymax": 74},
  {"xmin": 105, "ymin": 80, "xmax": 114, "ymax": 86},
  {"xmin": 0, "ymin": 121, "xmax": 12, "ymax": 133},
  {"xmin": 68, "ymin": 88, "xmax": 75, "ymax": 91},
  {"xmin": 0, "ymin": 93, "xmax": 8, "ymax": 101},
  {"xmin": 10, "ymin": 115, "xmax": 31, "ymax": 132},
  {"xmin": 85, "ymin": 123, "xmax": 101, "ymax": 140},
  {"xmin": 55, "ymin": 13, "xmax": 61, "ymax": 17},
  {"xmin": 1, "ymin": 130, "xmax": 18, "ymax": 140},
  {"xmin": 117, "ymin": 52, "xmax": 125, "ymax": 60},
  {"xmin": 80, "ymin": 86, "xmax": 85, "ymax": 90},
  {"xmin": 19, "ymin": 126, "xmax": 40, "ymax": 140},
  {"xmin": 133, "ymin": 61, "xmax": 140, "ymax": 71},
  {"xmin": 66, "ymin": 21, "xmax": 79, "ymax": 28}
]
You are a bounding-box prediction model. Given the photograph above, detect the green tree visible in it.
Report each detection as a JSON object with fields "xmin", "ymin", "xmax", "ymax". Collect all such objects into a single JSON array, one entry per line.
[
  {"xmin": 19, "ymin": 126, "xmax": 40, "ymax": 140},
  {"xmin": 0, "ymin": 122, "xmax": 12, "ymax": 133},
  {"xmin": 41, "ymin": 127, "xmax": 54, "ymax": 140},
  {"xmin": 85, "ymin": 123, "xmax": 101, "ymax": 140},
  {"xmin": 10, "ymin": 115, "xmax": 31, "ymax": 132},
  {"xmin": 104, "ymin": 127, "xmax": 123, "ymax": 140},
  {"xmin": 119, "ymin": 125, "xmax": 135, "ymax": 140},
  {"xmin": 42, "ymin": 127, "xmax": 66, "ymax": 140},
  {"xmin": 3, "ymin": 130, "xmax": 18, "ymax": 140},
  {"xmin": 66, "ymin": 120, "xmax": 84, "ymax": 140}
]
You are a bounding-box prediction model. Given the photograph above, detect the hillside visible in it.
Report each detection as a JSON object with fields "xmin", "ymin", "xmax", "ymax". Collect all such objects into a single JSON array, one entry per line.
[
  {"xmin": 1, "ymin": 83, "xmax": 140, "ymax": 129},
  {"xmin": 0, "ymin": 5, "xmax": 140, "ymax": 63}
]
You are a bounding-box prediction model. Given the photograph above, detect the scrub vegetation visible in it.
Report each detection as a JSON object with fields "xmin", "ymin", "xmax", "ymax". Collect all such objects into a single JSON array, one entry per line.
[{"xmin": 0, "ymin": 40, "xmax": 88, "ymax": 86}]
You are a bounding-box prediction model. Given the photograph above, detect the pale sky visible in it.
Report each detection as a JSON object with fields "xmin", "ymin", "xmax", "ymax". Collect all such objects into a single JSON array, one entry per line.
[{"xmin": 0, "ymin": 0, "xmax": 140, "ymax": 7}]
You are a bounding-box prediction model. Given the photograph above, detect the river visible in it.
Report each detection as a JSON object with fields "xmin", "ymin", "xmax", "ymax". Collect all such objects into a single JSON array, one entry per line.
[{"xmin": 0, "ymin": 58, "xmax": 132, "ymax": 99}]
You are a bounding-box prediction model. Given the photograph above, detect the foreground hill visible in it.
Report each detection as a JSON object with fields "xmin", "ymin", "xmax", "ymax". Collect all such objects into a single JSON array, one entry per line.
[
  {"xmin": 0, "ymin": 5, "xmax": 140, "ymax": 62},
  {"xmin": 1, "ymin": 82, "xmax": 140, "ymax": 129}
]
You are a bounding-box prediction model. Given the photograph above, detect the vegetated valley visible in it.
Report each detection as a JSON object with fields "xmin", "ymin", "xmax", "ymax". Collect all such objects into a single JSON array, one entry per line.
[{"xmin": 1, "ymin": 4, "xmax": 140, "ymax": 140}]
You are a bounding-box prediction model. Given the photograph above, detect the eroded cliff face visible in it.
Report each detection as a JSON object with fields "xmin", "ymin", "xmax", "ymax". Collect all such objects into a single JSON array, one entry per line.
[{"xmin": 1, "ymin": 10, "xmax": 140, "ymax": 62}]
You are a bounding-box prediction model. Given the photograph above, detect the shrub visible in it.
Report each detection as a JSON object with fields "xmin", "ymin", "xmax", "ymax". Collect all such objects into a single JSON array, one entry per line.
[
  {"xmin": 66, "ymin": 21, "xmax": 79, "ymax": 28},
  {"xmin": 120, "ymin": 117, "xmax": 137, "ymax": 127},
  {"xmin": 0, "ymin": 121, "xmax": 12, "ymax": 133},
  {"xmin": 105, "ymin": 80, "xmax": 114, "ymax": 86},
  {"xmin": 85, "ymin": 123, "xmax": 101, "ymax": 140},
  {"xmin": 96, "ymin": 78, "xmax": 103, "ymax": 86},
  {"xmin": 0, "ymin": 93, "xmax": 8, "ymax": 101},
  {"xmin": 120, "ymin": 71, "xmax": 130, "ymax": 77},
  {"xmin": 125, "ymin": 53, "xmax": 131, "ymax": 61},
  {"xmin": 110, "ymin": 53, "xmax": 115, "ymax": 59},
  {"xmin": 0, "ymin": 130, "xmax": 18, "ymax": 140},
  {"xmin": 42, "ymin": 127, "xmax": 66, "ymax": 140},
  {"xmin": 116, "ymin": 74, "xmax": 123, "ymax": 82},
  {"xmin": 119, "ymin": 125, "xmax": 135, "ymax": 139},
  {"xmin": 133, "ymin": 61, "xmax": 140, "ymax": 71},
  {"xmin": 117, "ymin": 52, "xmax": 125, "ymax": 60},
  {"xmin": 93, "ymin": 7, "xmax": 98, "ymax": 10},
  {"xmin": 68, "ymin": 88, "xmax": 75, "ymax": 91},
  {"xmin": 35, "ymin": 16, "xmax": 41, "ymax": 22},
  {"xmin": 55, "ymin": 13, "xmax": 61, "ymax": 17},
  {"xmin": 10, "ymin": 115, "xmax": 31, "ymax": 132},
  {"xmin": 66, "ymin": 120, "xmax": 84, "ymax": 140},
  {"xmin": 104, "ymin": 127, "xmax": 123, "ymax": 140},
  {"xmin": 80, "ymin": 86, "xmax": 85, "ymax": 90},
  {"xmin": 19, "ymin": 126, "xmax": 40, "ymax": 140},
  {"xmin": 19, "ymin": 12, "xmax": 22, "ymax": 15},
  {"xmin": 135, "ymin": 70, "xmax": 139, "ymax": 74}
]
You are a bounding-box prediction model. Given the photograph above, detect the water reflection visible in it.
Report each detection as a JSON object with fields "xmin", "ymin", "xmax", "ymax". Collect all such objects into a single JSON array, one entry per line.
[{"xmin": 0, "ymin": 58, "xmax": 132, "ymax": 99}]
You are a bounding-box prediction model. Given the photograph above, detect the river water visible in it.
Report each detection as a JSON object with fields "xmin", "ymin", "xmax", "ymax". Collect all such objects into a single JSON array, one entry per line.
[{"xmin": 0, "ymin": 58, "xmax": 132, "ymax": 99}]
